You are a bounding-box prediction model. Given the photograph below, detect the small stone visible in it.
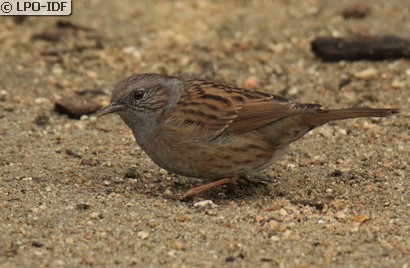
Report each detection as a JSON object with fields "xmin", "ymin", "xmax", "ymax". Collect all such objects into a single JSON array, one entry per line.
[
  {"xmin": 137, "ymin": 231, "xmax": 149, "ymax": 239},
  {"xmin": 335, "ymin": 211, "xmax": 348, "ymax": 220},
  {"xmin": 0, "ymin": 90, "xmax": 8, "ymax": 101},
  {"xmin": 338, "ymin": 128, "xmax": 347, "ymax": 135},
  {"xmin": 163, "ymin": 189, "xmax": 173, "ymax": 197},
  {"xmin": 124, "ymin": 168, "xmax": 140, "ymax": 179},
  {"xmin": 112, "ymin": 177, "xmax": 125, "ymax": 183},
  {"xmin": 270, "ymin": 235, "xmax": 280, "ymax": 241},
  {"xmin": 288, "ymin": 87, "xmax": 299, "ymax": 96},
  {"xmin": 317, "ymin": 219, "xmax": 324, "ymax": 224},
  {"xmin": 354, "ymin": 68, "xmax": 378, "ymax": 80},
  {"xmin": 391, "ymin": 80, "xmax": 405, "ymax": 89},
  {"xmin": 122, "ymin": 46, "xmax": 142, "ymax": 60},
  {"xmin": 330, "ymin": 169, "xmax": 343, "ymax": 177},
  {"xmin": 363, "ymin": 122, "xmax": 377, "ymax": 130},
  {"xmin": 255, "ymin": 215, "xmax": 264, "ymax": 223},
  {"xmin": 35, "ymin": 115, "xmax": 49, "ymax": 126},
  {"xmin": 268, "ymin": 43, "xmax": 287, "ymax": 54},
  {"xmin": 167, "ymin": 249, "xmax": 176, "ymax": 257},
  {"xmin": 354, "ymin": 214, "xmax": 370, "ymax": 223},
  {"xmin": 172, "ymin": 241, "xmax": 184, "ymax": 251},
  {"xmin": 75, "ymin": 203, "xmax": 91, "ymax": 211},
  {"xmin": 90, "ymin": 212, "xmax": 102, "ymax": 219},
  {"xmin": 318, "ymin": 125, "xmax": 334, "ymax": 138},
  {"xmin": 242, "ymin": 75, "xmax": 258, "ymax": 90},
  {"xmin": 55, "ymin": 96, "xmax": 101, "ymax": 119},
  {"xmin": 282, "ymin": 230, "xmax": 292, "ymax": 238},
  {"xmin": 205, "ymin": 210, "xmax": 217, "ymax": 216},
  {"xmin": 340, "ymin": 4, "xmax": 370, "ymax": 19},
  {"xmin": 89, "ymin": 116, "xmax": 97, "ymax": 122},
  {"xmin": 51, "ymin": 66, "xmax": 64, "ymax": 76},
  {"xmin": 286, "ymin": 163, "xmax": 296, "ymax": 169},
  {"xmin": 80, "ymin": 158, "xmax": 101, "ymax": 166},
  {"xmin": 87, "ymin": 71, "xmax": 98, "ymax": 80},
  {"xmin": 193, "ymin": 200, "xmax": 217, "ymax": 208},
  {"xmin": 267, "ymin": 220, "xmax": 280, "ymax": 230},
  {"xmin": 265, "ymin": 205, "xmax": 281, "ymax": 212},
  {"xmin": 34, "ymin": 97, "xmax": 51, "ymax": 104},
  {"xmin": 339, "ymin": 73, "xmax": 352, "ymax": 88},
  {"xmin": 279, "ymin": 208, "xmax": 288, "ymax": 217}
]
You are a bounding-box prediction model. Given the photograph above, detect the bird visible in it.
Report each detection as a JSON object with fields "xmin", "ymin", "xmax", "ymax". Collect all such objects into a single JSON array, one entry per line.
[{"xmin": 97, "ymin": 73, "xmax": 399, "ymax": 199}]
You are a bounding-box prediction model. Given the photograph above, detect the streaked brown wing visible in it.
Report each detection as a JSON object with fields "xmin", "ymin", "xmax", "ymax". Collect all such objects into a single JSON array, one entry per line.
[
  {"xmin": 170, "ymin": 78, "xmax": 321, "ymax": 137},
  {"xmin": 168, "ymin": 79, "xmax": 243, "ymax": 134},
  {"xmin": 227, "ymin": 98, "xmax": 322, "ymax": 134}
]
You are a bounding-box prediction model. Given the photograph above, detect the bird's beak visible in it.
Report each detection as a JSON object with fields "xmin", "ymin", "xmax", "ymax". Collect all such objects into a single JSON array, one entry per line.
[{"xmin": 96, "ymin": 102, "xmax": 125, "ymax": 116}]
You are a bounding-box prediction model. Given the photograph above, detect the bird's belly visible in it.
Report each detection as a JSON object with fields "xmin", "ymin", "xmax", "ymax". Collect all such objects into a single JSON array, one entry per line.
[{"xmin": 142, "ymin": 134, "xmax": 286, "ymax": 179}]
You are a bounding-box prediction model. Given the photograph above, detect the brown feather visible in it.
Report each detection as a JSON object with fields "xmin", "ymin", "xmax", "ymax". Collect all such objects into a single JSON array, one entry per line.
[
  {"xmin": 227, "ymin": 99, "xmax": 321, "ymax": 134},
  {"xmin": 301, "ymin": 108, "xmax": 400, "ymax": 126}
]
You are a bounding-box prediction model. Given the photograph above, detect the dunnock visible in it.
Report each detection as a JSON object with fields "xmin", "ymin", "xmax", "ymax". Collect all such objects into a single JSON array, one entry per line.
[{"xmin": 98, "ymin": 73, "xmax": 399, "ymax": 199}]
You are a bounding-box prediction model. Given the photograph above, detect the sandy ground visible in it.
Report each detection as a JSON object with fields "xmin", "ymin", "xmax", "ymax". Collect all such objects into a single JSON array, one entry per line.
[{"xmin": 1, "ymin": 0, "xmax": 409, "ymax": 267}]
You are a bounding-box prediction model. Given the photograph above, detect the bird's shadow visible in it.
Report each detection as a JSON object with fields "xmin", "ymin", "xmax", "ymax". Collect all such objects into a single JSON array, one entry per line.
[{"xmin": 165, "ymin": 176, "xmax": 279, "ymax": 202}]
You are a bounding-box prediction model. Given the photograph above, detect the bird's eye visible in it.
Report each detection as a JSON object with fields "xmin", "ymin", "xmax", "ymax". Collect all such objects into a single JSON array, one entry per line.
[{"xmin": 132, "ymin": 90, "xmax": 144, "ymax": 100}]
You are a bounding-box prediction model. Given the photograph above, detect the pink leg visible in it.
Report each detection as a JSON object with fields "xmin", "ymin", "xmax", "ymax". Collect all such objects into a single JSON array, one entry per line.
[{"xmin": 180, "ymin": 178, "xmax": 234, "ymax": 200}]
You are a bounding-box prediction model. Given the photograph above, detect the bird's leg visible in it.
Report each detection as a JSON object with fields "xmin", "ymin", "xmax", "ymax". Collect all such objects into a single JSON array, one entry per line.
[{"xmin": 179, "ymin": 178, "xmax": 234, "ymax": 200}]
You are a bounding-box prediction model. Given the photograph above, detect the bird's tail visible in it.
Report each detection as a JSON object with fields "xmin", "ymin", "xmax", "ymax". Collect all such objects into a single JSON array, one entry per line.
[{"xmin": 303, "ymin": 108, "xmax": 400, "ymax": 126}]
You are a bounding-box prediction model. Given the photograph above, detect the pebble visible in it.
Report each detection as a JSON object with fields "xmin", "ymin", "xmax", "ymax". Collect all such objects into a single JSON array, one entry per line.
[
  {"xmin": 318, "ymin": 125, "xmax": 334, "ymax": 138},
  {"xmin": 80, "ymin": 158, "xmax": 101, "ymax": 166},
  {"xmin": 112, "ymin": 177, "xmax": 125, "ymax": 183},
  {"xmin": 335, "ymin": 211, "xmax": 348, "ymax": 220},
  {"xmin": 270, "ymin": 235, "xmax": 280, "ymax": 242},
  {"xmin": 35, "ymin": 115, "xmax": 49, "ymax": 126},
  {"xmin": 123, "ymin": 46, "xmax": 143, "ymax": 60},
  {"xmin": 163, "ymin": 189, "xmax": 173, "ymax": 196},
  {"xmin": 87, "ymin": 71, "xmax": 99, "ymax": 80},
  {"xmin": 362, "ymin": 122, "xmax": 377, "ymax": 130},
  {"xmin": 337, "ymin": 128, "xmax": 347, "ymax": 135},
  {"xmin": 90, "ymin": 212, "xmax": 101, "ymax": 219},
  {"xmin": 193, "ymin": 200, "xmax": 217, "ymax": 208},
  {"xmin": 51, "ymin": 66, "xmax": 64, "ymax": 76},
  {"xmin": 0, "ymin": 89, "xmax": 8, "ymax": 101},
  {"xmin": 255, "ymin": 215, "xmax": 264, "ymax": 223},
  {"xmin": 137, "ymin": 231, "xmax": 150, "ymax": 239},
  {"xmin": 391, "ymin": 80, "xmax": 405, "ymax": 89},
  {"xmin": 167, "ymin": 249, "xmax": 177, "ymax": 257},
  {"xmin": 354, "ymin": 214, "xmax": 370, "ymax": 223},
  {"xmin": 172, "ymin": 241, "xmax": 184, "ymax": 251},
  {"xmin": 268, "ymin": 42, "xmax": 287, "ymax": 54},
  {"xmin": 242, "ymin": 75, "xmax": 258, "ymax": 90},
  {"xmin": 267, "ymin": 220, "xmax": 281, "ymax": 231},
  {"xmin": 34, "ymin": 97, "xmax": 51, "ymax": 104},
  {"xmin": 340, "ymin": 4, "xmax": 370, "ymax": 19},
  {"xmin": 354, "ymin": 68, "xmax": 378, "ymax": 80},
  {"xmin": 279, "ymin": 208, "xmax": 288, "ymax": 217},
  {"xmin": 288, "ymin": 87, "xmax": 299, "ymax": 96},
  {"xmin": 55, "ymin": 95, "xmax": 101, "ymax": 119}
]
